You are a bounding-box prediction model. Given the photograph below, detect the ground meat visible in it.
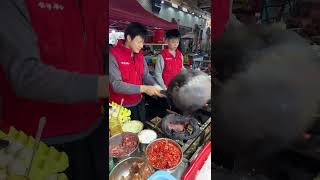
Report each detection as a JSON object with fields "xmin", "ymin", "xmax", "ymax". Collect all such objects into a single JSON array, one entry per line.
[
  {"xmin": 110, "ymin": 133, "xmax": 138, "ymax": 157},
  {"xmin": 122, "ymin": 134, "xmax": 138, "ymax": 149},
  {"xmin": 109, "ymin": 145, "xmax": 126, "ymax": 157}
]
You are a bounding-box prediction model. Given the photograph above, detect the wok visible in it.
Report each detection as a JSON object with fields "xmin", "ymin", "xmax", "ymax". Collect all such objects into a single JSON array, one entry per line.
[{"xmin": 160, "ymin": 69, "xmax": 211, "ymax": 115}]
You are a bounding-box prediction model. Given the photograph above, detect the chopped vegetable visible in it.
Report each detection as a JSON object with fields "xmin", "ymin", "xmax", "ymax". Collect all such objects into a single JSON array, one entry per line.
[{"xmin": 146, "ymin": 139, "xmax": 181, "ymax": 169}]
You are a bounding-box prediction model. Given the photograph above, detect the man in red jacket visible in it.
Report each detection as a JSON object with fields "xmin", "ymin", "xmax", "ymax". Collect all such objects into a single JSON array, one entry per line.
[
  {"xmin": 155, "ymin": 29, "xmax": 185, "ymax": 90},
  {"xmin": 109, "ymin": 22, "xmax": 164, "ymax": 122},
  {"xmin": 0, "ymin": 0, "xmax": 108, "ymax": 179}
]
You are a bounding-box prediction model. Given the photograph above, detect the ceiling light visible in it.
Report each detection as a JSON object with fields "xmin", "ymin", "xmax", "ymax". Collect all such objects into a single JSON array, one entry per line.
[
  {"xmin": 171, "ymin": 3, "xmax": 178, "ymax": 8},
  {"xmin": 182, "ymin": 7, "xmax": 188, "ymax": 12}
]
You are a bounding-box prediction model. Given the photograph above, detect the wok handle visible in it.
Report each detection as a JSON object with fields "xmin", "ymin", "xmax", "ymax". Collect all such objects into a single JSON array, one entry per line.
[
  {"xmin": 166, "ymin": 109, "xmax": 182, "ymax": 116},
  {"xmin": 160, "ymin": 90, "xmax": 167, "ymax": 95}
]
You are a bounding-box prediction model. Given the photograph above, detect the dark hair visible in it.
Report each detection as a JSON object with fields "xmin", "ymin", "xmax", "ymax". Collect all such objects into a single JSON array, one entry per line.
[
  {"xmin": 124, "ymin": 22, "xmax": 148, "ymax": 41},
  {"xmin": 165, "ymin": 29, "xmax": 181, "ymax": 39}
]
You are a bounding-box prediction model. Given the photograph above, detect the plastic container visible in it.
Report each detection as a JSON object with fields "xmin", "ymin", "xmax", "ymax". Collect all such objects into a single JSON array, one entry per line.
[
  {"xmin": 147, "ymin": 170, "xmax": 176, "ymax": 180},
  {"xmin": 181, "ymin": 141, "xmax": 211, "ymax": 180}
]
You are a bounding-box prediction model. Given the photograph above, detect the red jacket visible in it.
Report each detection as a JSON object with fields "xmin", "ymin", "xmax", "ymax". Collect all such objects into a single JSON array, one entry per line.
[
  {"xmin": 109, "ymin": 40, "xmax": 144, "ymax": 106},
  {"xmin": 212, "ymin": 0, "xmax": 230, "ymax": 40},
  {"xmin": 0, "ymin": 0, "xmax": 106, "ymax": 138},
  {"xmin": 161, "ymin": 48, "xmax": 183, "ymax": 87}
]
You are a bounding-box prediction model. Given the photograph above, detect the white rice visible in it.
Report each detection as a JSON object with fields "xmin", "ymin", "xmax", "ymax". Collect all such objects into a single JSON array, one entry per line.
[{"xmin": 138, "ymin": 130, "xmax": 157, "ymax": 144}]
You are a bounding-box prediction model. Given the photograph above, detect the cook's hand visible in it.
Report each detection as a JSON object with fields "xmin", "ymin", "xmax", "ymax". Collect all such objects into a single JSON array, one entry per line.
[
  {"xmin": 140, "ymin": 85, "xmax": 164, "ymax": 97},
  {"xmin": 153, "ymin": 86, "xmax": 166, "ymax": 98}
]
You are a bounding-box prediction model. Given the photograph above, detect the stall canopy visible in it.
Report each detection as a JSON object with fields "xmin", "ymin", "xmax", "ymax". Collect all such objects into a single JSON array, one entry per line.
[{"xmin": 109, "ymin": 0, "xmax": 178, "ymax": 30}]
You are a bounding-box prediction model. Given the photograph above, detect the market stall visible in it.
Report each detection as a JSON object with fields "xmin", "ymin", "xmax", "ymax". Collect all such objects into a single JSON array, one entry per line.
[{"xmin": 109, "ymin": 1, "xmax": 212, "ymax": 178}]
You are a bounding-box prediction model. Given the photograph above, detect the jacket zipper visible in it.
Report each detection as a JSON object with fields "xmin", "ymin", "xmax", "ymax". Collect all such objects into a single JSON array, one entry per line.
[
  {"xmin": 132, "ymin": 54, "xmax": 138, "ymax": 83},
  {"xmin": 76, "ymin": 0, "xmax": 87, "ymax": 44}
]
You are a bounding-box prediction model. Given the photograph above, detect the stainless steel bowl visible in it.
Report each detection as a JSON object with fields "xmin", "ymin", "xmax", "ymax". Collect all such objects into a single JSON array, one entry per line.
[
  {"xmin": 145, "ymin": 138, "xmax": 183, "ymax": 172},
  {"xmin": 109, "ymin": 157, "xmax": 144, "ymax": 180},
  {"xmin": 109, "ymin": 132, "xmax": 139, "ymax": 161}
]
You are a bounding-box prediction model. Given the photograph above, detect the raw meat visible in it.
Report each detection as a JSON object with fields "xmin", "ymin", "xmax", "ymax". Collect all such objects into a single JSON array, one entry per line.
[
  {"xmin": 167, "ymin": 122, "xmax": 186, "ymax": 132},
  {"xmin": 109, "ymin": 133, "xmax": 138, "ymax": 157},
  {"xmin": 120, "ymin": 161, "xmax": 154, "ymax": 180}
]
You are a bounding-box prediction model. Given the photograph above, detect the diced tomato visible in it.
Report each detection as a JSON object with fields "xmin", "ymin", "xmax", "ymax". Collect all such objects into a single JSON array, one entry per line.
[{"xmin": 147, "ymin": 139, "xmax": 181, "ymax": 169}]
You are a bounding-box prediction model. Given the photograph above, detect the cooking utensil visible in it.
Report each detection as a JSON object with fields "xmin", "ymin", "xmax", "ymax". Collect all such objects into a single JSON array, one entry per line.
[
  {"xmin": 164, "ymin": 69, "xmax": 211, "ymax": 115},
  {"xmin": 26, "ymin": 116, "xmax": 46, "ymax": 177},
  {"xmin": 116, "ymin": 98, "xmax": 124, "ymax": 120}
]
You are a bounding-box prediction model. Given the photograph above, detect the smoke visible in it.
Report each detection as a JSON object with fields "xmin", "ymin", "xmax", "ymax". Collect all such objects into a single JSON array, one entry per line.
[
  {"xmin": 213, "ymin": 24, "xmax": 320, "ymax": 161},
  {"xmin": 167, "ymin": 70, "xmax": 211, "ymax": 114}
]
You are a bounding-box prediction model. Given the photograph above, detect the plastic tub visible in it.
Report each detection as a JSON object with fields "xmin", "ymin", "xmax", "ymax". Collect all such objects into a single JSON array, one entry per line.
[{"xmin": 181, "ymin": 141, "xmax": 211, "ymax": 180}]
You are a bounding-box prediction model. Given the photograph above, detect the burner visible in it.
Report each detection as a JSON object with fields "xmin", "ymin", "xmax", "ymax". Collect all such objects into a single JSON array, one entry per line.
[{"xmin": 161, "ymin": 114, "xmax": 201, "ymax": 141}]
